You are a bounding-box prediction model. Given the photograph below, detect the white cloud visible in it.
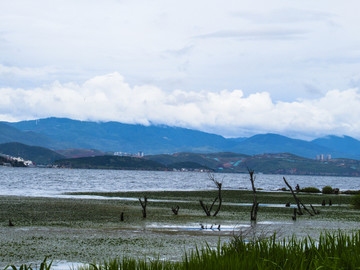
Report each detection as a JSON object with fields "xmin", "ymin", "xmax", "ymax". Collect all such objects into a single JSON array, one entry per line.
[
  {"xmin": 1, "ymin": 72, "xmax": 360, "ymax": 139},
  {"xmin": 0, "ymin": 64, "xmax": 56, "ymax": 78},
  {"xmin": 1, "ymin": 1, "xmax": 360, "ymax": 100}
]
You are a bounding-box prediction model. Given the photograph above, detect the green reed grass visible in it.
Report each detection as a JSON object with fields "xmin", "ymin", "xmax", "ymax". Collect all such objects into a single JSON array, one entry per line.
[
  {"xmin": 74, "ymin": 230, "xmax": 360, "ymax": 270},
  {"xmin": 4, "ymin": 257, "xmax": 52, "ymax": 270},
  {"xmin": 3, "ymin": 232, "xmax": 360, "ymax": 269}
]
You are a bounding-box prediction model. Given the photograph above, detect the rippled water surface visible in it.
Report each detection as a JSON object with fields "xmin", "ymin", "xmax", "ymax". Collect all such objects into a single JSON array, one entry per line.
[{"xmin": 1, "ymin": 167, "xmax": 359, "ymax": 197}]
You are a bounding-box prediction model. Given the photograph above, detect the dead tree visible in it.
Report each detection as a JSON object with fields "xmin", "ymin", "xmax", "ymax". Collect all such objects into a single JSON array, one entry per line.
[
  {"xmin": 139, "ymin": 196, "xmax": 148, "ymax": 218},
  {"xmin": 171, "ymin": 205, "xmax": 180, "ymax": 215},
  {"xmin": 310, "ymin": 204, "xmax": 320, "ymax": 215},
  {"xmin": 248, "ymin": 168, "xmax": 259, "ymax": 222},
  {"xmin": 283, "ymin": 177, "xmax": 313, "ymax": 216},
  {"xmin": 199, "ymin": 173, "xmax": 223, "ymax": 217}
]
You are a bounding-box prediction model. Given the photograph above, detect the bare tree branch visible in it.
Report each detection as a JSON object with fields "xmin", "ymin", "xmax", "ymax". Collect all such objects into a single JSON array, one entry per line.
[
  {"xmin": 199, "ymin": 173, "xmax": 223, "ymax": 217},
  {"xmin": 283, "ymin": 177, "xmax": 313, "ymax": 216}
]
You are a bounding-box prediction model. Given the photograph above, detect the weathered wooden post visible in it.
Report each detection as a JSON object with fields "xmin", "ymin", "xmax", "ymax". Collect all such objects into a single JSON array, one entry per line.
[
  {"xmin": 248, "ymin": 168, "xmax": 259, "ymax": 222},
  {"xmin": 171, "ymin": 205, "xmax": 180, "ymax": 215},
  {"xmin": 139, "ymin": 196, "xmax": 148, "ymax": 218}
]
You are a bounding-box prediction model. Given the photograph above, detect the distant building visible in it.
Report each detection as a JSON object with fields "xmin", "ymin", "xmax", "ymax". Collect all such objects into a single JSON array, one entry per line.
[
  {"xmin": 316, "ymin": 154, "xmax": 331, "ymax": 161},
  {"xmin": 114, "ymin": 151, "xmax": 144, "ymax": 157}
]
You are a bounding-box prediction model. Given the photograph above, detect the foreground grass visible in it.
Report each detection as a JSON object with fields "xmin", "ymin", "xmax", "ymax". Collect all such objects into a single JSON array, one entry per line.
[
  {"xmin": 78, "ymin": 231, "xmax": 360, "ymax": 269},
  {"xmin": 7, "ymin": 231, "xmax": 360, "ymax": 270}
]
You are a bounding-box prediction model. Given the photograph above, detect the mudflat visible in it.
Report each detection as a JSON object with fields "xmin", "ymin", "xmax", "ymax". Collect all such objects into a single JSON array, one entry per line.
[{"xmin": 0, "ymin": 190, "xmax": 358, "ymax": 267}]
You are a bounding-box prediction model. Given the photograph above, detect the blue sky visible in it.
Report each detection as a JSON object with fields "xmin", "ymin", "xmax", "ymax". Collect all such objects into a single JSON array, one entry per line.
[{"xmin": 1, "ymin": 0, "xmax": 360, "ymax": 139}]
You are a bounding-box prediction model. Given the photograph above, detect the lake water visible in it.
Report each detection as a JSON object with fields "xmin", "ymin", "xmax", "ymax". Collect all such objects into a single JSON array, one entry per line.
[{"xmin": 1, "ymin": 167, "xmax": 359, "ymax": 197}]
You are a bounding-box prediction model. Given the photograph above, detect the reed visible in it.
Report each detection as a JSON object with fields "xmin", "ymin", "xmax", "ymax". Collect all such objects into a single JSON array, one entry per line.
[
  {"xmin": 75, "ymin": 230, "xmax": 360, "ymax": 270},
  {"xmin": 351, "ymin": 193, "xmax": 360, "ymax": 209},
  {"xmin": 4, "ymin": 232, "xmax": 360, "ymax": 270},
  {"xmin": 4, "ymin": 257, "xmax": 52, "ymax": 270}
]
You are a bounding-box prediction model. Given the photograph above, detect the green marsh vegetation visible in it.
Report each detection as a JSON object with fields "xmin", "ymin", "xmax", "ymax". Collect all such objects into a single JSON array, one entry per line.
[
  {"xmin": 6, "ymin": 231, "xmax": 360, "ymax": 270},
  {"xmin": 79, "ymin": 231, "xmax": 360, "ymax": 270},
  {"xmin": 299, "ymin": 187, "xmax": 321, "ymax": 193},
  {"xmin": 351, "ymin": 193, "xmax": 360, "ymax": 209},
  {"xmin": 1, "ymin": 185, "xmax": 360, "ymax": 267}
]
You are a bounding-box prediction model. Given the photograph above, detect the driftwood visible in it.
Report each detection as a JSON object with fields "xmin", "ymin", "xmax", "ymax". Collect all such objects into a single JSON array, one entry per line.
[
  {"xmin": 199, "ymin": 174, "xmax": 223, "ymax": 217},
  {"xmin": 248, "ymin": 168, "xmax": 259, "ymax": 222},
  {"xmin": 139, "ymin": 196, "xmax": 148, "ymax": 218},
  {"xmin": 171, "ymin": 205, "xmax": 180, "ymax": 215},
  {"xmin": 283, "ymin": 177, "xmax": 313, "ymax": 216}
]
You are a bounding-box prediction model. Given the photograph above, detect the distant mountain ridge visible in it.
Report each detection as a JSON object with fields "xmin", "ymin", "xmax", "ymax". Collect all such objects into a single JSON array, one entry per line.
[
  {"xmin": 0, "ymin": 142, "xmax": 64, "ymax": 164},
  {"xmin": 53, "ymin": 151, "xmax": 360, "ymax": 176},
  {"xmin": 4, "ymin": 117, "xmax": 232, "ymax": 153},
  {"xmin": 1, "ymin": 117, "xmax": 360, "ymax": 159},
  {"xmin": 0, "ymin": 122, "xmax": 55, "ymax": 147},
  {"xmin": 146, "ymin": 152, "xmax": 360, "ymax": 176}
]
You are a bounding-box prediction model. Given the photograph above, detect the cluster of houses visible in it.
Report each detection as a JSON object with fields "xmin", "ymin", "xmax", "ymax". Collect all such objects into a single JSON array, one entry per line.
[
  {"xmin": 0, "ymin": 153, "xmax": 34, "ymax": 167},
  {"xmin": 113, "ymin": 151, "xmax": 144, "ymax": 157}
]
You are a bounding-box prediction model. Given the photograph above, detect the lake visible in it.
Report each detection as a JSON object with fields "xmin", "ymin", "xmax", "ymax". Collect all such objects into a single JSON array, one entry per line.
[{"xmin": 1, "ymin": 167, "xmax": 359, "ymax": 197}]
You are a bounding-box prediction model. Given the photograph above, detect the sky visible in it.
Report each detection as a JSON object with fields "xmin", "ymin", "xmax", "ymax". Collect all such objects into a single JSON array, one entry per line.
[{"xmin": 1, "ymin": 0, "xmax": 360, "ymax": 139}]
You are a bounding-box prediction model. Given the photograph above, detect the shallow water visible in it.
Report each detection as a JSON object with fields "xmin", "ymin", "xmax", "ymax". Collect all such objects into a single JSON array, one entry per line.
[
  {"xmin": 0, "ymin": 167, "xmax": 359, "ymax": 197},
  {"xmin": 1, "ymin": 167, "xmax": 359, "ymax": 269}
]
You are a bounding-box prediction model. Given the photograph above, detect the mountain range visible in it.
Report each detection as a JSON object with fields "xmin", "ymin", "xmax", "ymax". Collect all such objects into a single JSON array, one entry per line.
[{"xmin": 1, "ymin": 117, "xmax": 360, "ymax": 160}]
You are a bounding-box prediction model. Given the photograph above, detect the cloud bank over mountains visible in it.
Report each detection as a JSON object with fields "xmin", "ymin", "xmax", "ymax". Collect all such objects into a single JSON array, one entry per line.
[
  {"xmin": 1, "ymin": 72, "xmax": 359, "ymax": 139},
  {"xmin": 1, "ymin": 1, "xmax": 360, "ymax": 101}
]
